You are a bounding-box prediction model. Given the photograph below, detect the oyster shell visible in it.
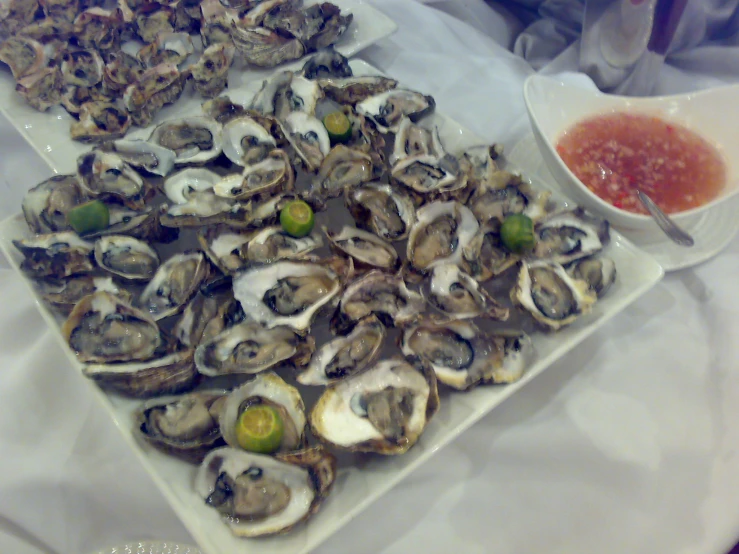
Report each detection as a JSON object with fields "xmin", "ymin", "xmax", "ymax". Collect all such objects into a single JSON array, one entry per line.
[
  {"xmin": 15, "ymin": 66, "xmax": 63, "ymax": 111},
  {"xmin": 222, "ymin": 115, "xmax": 277, "ymax": 167},
  {"xmin": 12, "ymin": 232, "xmax": 94, "ymax": 279},
  {"xmin": 390, "ymin": 117, "xmax": 444, "ymax": 165},
  {"xmin": 251, "ymin": 73, "xmax": 323, "ymax": 119},
  {"xmin": 38, "ymin": 275, "xmax": 132, "ymax": 314},
  {"xmin": 188, "ymin": 42, "xmax": 236, "ymax": 98},
  {"xmin": 356, "ymin": 88, "xmax": 436, "ymax": 134},
  {"xmin": 134, "ymin": 2, "xmax": 175, "ymax": 43},
  {"xmin": 74, "ymin": 7, "xmax": 122, "ymax": 51},
  {"xmin": 300, "ymin": 47, "xmax": 352, "ymax": 80},
  {"xmin": 102, "ymin": 51, "xmax": 145, "ymax": 97},
  {"xmin": 194, "ymin": 321, "xmax": 314, "ymax": 377},
  {"xmin": 566, "ymin": 256, "xmax": 616, "ymax": 298},
  {"xmin": 22, "ymin": 174, "xmax": 84, "ymax": 234},
  {"xmin": 459, "ymin": 144, "xmax": 502, "ymax": 190},
  {"xmin": 330, "ymin": 270, "xmax": 425, "ymax": 334},
  {"xmin": 532, "ymin": 208, "xmax": 610, "ymax": 265},
  {"xmin": 85, "ymin": 205, "xmax": 178, "ymax": 244},
  {"xmin": 460, "ymin": 222, "xmax": 520, "ymax": 282},
  {"xmin": 99, "ymin": 139, "xmax": 176, "ymax": 177},
  {"xmin": 309, "ymin": 145, "xmax": 374, "ymax": 201},
  {"xmin": 232, "ymin": 261, "xmax": 342, "ymax": 332},
  {"xmin": 123, "ymin": 63, "xmax": 185, "ymax": 127},
  {"xmin": 149, "ymin": 116, "xmax": 224, "ymax": 166},
  {"xmin": 197, "ymin": 225, "xmax": 256, "ymax": 273},
  {"xmin": 310, "ymin": 355, "xmax": 439, "ymax": 455},
  {"xmin": 219, "ymin": 372, "xmax": 307, "ymax": 452},
  {"xmin": 135, "ymin": 389, "xmax": 228, "ymax": 463},
  {"xmin": 61, "ymin": 49, "xmax": 104, "ymax": 87},
  {"xmin": 76, "ymin": 149, "xmax": 151, "ymax": 209},
  {"xmin": 427, "ymin": 264, "xmax": 509, "ymax": 321},
  {"xmin": 163, "ymin": 167, "xmax": 221, "ymax": 204},
  {"xmin": 246, "ymin": 225, "xmax": 323, "ymax": 264},
  {"xmin": 324, "ymin": 225, "xmax": 399, "ymax": 271},
  {"xmin": 160, "ymin": 191, "xmax": 249, "ymax": 229},
  {"xmin": 195, "ymin": 445, "xmax": 336, "ymax": 537},
  {"xmin": 318, "ymin": 75, "xmax": 398, "ymax": 105},
  {"xmin": 136, "ymin": 251, "xmax": 212, "ymax": 321},
  {"xmin": 70, "ymin": 102, "xmax": 131, "ymax": 143},
  {"xmin": 82, "ymin": 349, "xmax": 199, "ymax": 398},
  {"xmin": 391, "ymin": 154, "xmax": 464, "ymax": 196},
  {"xmin": 213, "ymin": 149, "xmax": 294, "ymax": 200},
  {"xmin": 93, "ymin": 235, "xmax": 160, "ymax": 281},
  {"xmin": 344, "ymin": 182, "xmax": 416, "ymax": 242},
  {"xmin": 230, "ymin": 25, "xmax": 305, "ymax": 68},
  {"xmin": 202, "ymin": 95, "xmax": 248, "ymax": 125},
  {"xmin": 281, "ymin": 111, "xmax": 330, "ymax": 172},
  {"xmin": 0, "ymin": 35, "xmax": 54, "ymax": 80},
  {"xmin": 469, "ymin": 171, "xmax": 551, "ymax": 225},
  {"xmin": 136, "ymin": 31, "xmax": 194, "ymax": 68},
  {"xmin": 400, "ymin": 320, "xmax": 532, "ymax": 390},
  {"xmin": 173, "ymin": 289, "xmax": 224, "ymax": 348},
  {"xmin": 62, "ymin": 291, "xmax": 162, "ymax": 363},
  {"xmin": 511, "ymin": 260, "xmax": 597, "ymax": 331},
  {"xmin": 406, "ymin": 201, "xmax": 479, "ymax": 279},
  {"xmin": 297, "ymin": 315, "xmax": 385, "ymax": 386}
]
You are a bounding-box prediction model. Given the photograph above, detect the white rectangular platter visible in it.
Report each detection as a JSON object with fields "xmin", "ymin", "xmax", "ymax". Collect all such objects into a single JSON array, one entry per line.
[
  {"xmin": 0, "ymin": 58, "xmax": 664, "ymax": 554},
  {"xmin": 0, "ymin": 0, "xmax": 397, "ymax": 173}
]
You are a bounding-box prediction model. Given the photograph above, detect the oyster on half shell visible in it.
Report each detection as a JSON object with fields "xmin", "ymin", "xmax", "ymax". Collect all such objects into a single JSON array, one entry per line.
[
  {"xmin": 324, "ymin": 225, "xmax": 399, "ymax": 271},
  {"xmin": 426, "ymin": 264, "xmax": 509, "ymax": 321},
  {"xmin": 344, "ymin": 182, "xmax": 416, "ymax": 242},
  {"xmin": 12, "ymin": 232, "xmax": 94, "ymax": 279},
  {"xmin": 532, "ymin": 208, "xmax": 610, "ymax": 265},
  {"xmin": 22, "ymin": 175, "xmax": 84, "ymax": 234},
  {"xmin": 93, "ymin": 235, "xmax": 160, "ymax": 281}
]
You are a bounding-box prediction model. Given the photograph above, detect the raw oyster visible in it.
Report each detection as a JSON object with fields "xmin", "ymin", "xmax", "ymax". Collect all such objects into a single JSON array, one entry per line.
[
  {"xmin": 310, "ymin": 356, "xmax": 439, "ymax": 455},
  {"xmin": 102, "ymin": 51, "xmax": 145, "ymax": 97},
  {"xmin": 38, "ymin": 275, "xmax": 133, "ymax": 314},
  {"xmin": 391, "ymin": 154, "xmax": 464, "ymax": 196},
  {"xmin": 324, "ymin": 225, "xmax": 399, "ymax": 271},
  {"xmin": 356, "ymin": 88, "xmax": 435, "ymax": 134},
  {"xmin": 76, "ymin": 150, "xmax": 151, "ymax": 209},
  {"xmin": 195, "ymin": 446, "xmax": 336, "ymax": 537},
  {"xmin": 188, "ymin": 42, "xmax": 236, "ymax": 98},
  {"xmin": 406, "ymin": 201, "xmax": 479, "ymax": 279},
  {"xmin": 60, "ymin": 49, "xmax": 104, "ymax": 87},
  {"xmin": 309, "ymin": 145, "xmax": 374, "ymax": 201},
  {"xmin": 70, "ymin": 102, "xmax": 131, "ymax": 143},
  {"xmin": 22, "ymin": 174, "xmax": 84, "ymax": 234},
  {"xmin": 232, "ymin": 261, "xmax": 342, "ymax": 331},
  {"xmin": 135, "ymin": 389, "xmax": 228, "ymax": 463},
  {"xmin": 82, "ymin": 349, "xmax": 199, "ymax": 398},
  {"xmin": 160, "ymin": 191, "xmax": 249, "ymax": 229},
  {"xmin": 163, "ymin": 167, "xmax": 221, "ymax": 203},
  {"xmin": 149, "ymin": 116, "xmax": 224, "ymax": 165},
  {"xmin": 136, "ymin": 31, "xmax": 194, "ymax": 68},
  {"xmin": 136, "ymin": 251, "xmax": 212, "ymax": 321},
  {"xmin": 511, "ymin": 260, "xmax": 597, "ymax": 331},
  {"xmin": 99, "ymin": 139, "xmax": 176, "ymax": 177},
  {"xmin": 266, "ymin": 2, "xmax": 352, "ymax": 52},
  {"xmin": 297, "ymin": 315, "xmax": 385, "ymax": 386},
  {"xmin": 566, "ymin": 256, "xmax": 616, "ymax": 298},
  {"xmin": 281, "ymin": 111, "xmax": 330, "ymax": 172},
  {"xmin": 84, "ymin": 205, "xmax": 178, "ymax": 244},
  {"xmin": 469, "ymin": 171, "xmax": 551, "ymax": 225},
  {"xmin": 93, "ymin": 235, "xmax": 160, "ymax": 281},
  {"xmin": 246, "ymin": 225, "xmax": 323, "ymax": 264},
  {"xmin": 230, "ymin": 25, "xmax": 305, "ymax": 68},
  {"xmin": 300, "ymin": 47, "xmax": 352, "ymax": 80},
  {"xmin": 460, "ymin": 222, "xmax": 520, "ymax": 282},
  {"xmin": 213, "ymin": 149, "xmax": 294, "ymax": 200},
  {"xmin": 15, "ymin": 67, "xmax": 63, "ymax": 111},
  {"xmin": 62, "ymin": 291, "xmax": 161, "ymax": 363},
  {"xmin": 318, "ymin": 75, "xmax": 398, "ymax": 105},
  {"xmin": 426, "ymin": 264, "xmax": 509, "ymax": 321},
  {"xmin": 390, "ymin": 117, "xmax": 444, "ymax": 165},
  {"xmin": 401, "ymin": 320, "xmax": 532, "ymax": 390},
  {"xmin": 250, "ymin": 73, "xmax": 323, "ymax": 118},
  {"xmin": 459, "ymin": 144, "xmax": 502, "ymax": 190},
  {"xmin": 345, "ymin": 182, "xmax": 416, "ymax": 242},
  {"xmin": 173, "ymin": 289, "xmax": 223, "ymax": 348},
  {"xmin": 0, "ymin": 35, "xmax": 54, "ymax": 80},
  {"xmin": 219, "ymin": 372, "xmax": 307, "ymax": 452},
  {"xmin": 222, "ymin": 116, "xmax": 277, "ymax": 167},
  {"xmin": 134, "ymin": 2, "xmax": 176, "ymax": 43},
  {"xmin": 532, "ymin": 208, "xmax": 610, "ymax": 265},
  {"xmin": 202, "ymin": 95, "xmax": 248, "ymax": 125},
  {"xmin": 194, "ymin": 321, "xmax": 314, "ymax": 376},
  {"xmin": 12, "ymin": 232, "xmax": 94, "ymax": 279},
  {"xmin": 330, "ymin": 270, "xmax": 425, "ymax": 334},
  {"xmin": 197, "ymin": 225, "xmax": 256, "ymax": 273},
  {"xmin": 123, "ymin": 63, "xmax": 185, "ymax": 127}
]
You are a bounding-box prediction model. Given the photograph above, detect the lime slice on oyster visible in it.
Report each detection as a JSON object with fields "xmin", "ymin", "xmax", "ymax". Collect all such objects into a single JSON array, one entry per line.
[
  {"xmin": 322, "ymin": 111, "xmax": 352, "ymax": 144},
  {"xmin": 234, "ymin": 405, "xmax": 284, "ymax": 454},
  {"xmin": 500, "ymin": 213, "xmax": 535, "ymax": 253},
  {"xmin": 280, "ymin": 200, "xmax": 315, "ymax": 238},
  {"xmin": 67, "ymin": 200, "xmax": 110, "ymax": 235}
]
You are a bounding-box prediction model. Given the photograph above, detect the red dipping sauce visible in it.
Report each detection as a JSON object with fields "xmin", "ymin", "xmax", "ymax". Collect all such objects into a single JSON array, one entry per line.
[{"xmin": 556, "ymin": 112, "xmax": 726, "ymax": 215}]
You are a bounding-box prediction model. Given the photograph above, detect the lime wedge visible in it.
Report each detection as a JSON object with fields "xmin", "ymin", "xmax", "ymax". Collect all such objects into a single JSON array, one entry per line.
[
  {"xmin": 280, "ymin": 200, "xmax": 315, "ymax": 238},
  {"xmin": 500, "ymin": 213, "xmax": 536, "ymax": 253},
  {"xmin": 67, "ymin": 200, "xmax": 110, "ymax": 235},
  {"xmin": 234, "ymin": 405, "xmax": 284, "ymax": 454},
  {"xmin": 322, "ymin": 111, "xmax": 352, "ymax": 144}
]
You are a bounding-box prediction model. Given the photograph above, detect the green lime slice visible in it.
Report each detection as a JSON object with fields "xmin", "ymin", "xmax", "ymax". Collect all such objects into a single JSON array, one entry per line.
[
  {"xmin": 500, "ymin": 213, "xmax": 536, "ymax": 253},
  {"xmin": 67, "ymin": 200, "xmax": 110, "ymax": 235},
  {"xmin": 280, "ymin": 200, "xmax": 315, "ymax": 238},
  {"xmin": 322, "ymin": 111, "xmax": 352, "ymax": 144},
  {"xmin": 235, "ymin": 405, "xmax": 284, "ymax": 454}
]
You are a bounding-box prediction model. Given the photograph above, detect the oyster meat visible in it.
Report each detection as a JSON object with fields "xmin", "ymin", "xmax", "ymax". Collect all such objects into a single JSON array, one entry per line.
[
  {"xmin": 148, "ymin": 116, "xmax": 224, "ymax": 166},
  {"xmin": 76, "ymin": 149, "xmax": 151, "ymax": 209},
  {"xmin": 460, "ymin": 222, "xmax": 520, "ymax": 282},
  {"xmin": 246, "ymin": 225, "xmax": 323, "ymax": 264},
  {"xmin": 318, "ymin": 75, "xmax": 398, "ymax": 105},
  {"xmin": 22, "ymin": 174, "xmax": 84, "ymax": 234},
  {"xmin": 309, "ymin": 145, "xmax": 374, "ymax": 201},
  {"xmin": 390, "ymin": 117, "xmax": 444, "ymax": 165},
  {"xmin": 300, "ymin": 47, "xmax": 352, "ymax": 80},
  {"xmin": 566, "ymin": 256, "xmax": 616, "ymax": 298},
  {"xmin": 281, "ymin": 111, "xmax": 331, "ymax": 172},
  {"xmin": 213, "ymin": 149, "xmax": 294, "ymax": 201},
  {"xmin": 345, "ymin": 182, "xmax": 416, "ymax": 242},
  {"xmin": 532, "ymin": 208, "xmax": 610, "ymax": 265},
  {"xmin": 324, "ymin": 225, "xmax": 399, "ymax": 271},
  {"xmin": 401, "ymin": 320, "xmax": 532, "ymax": 390},
  {"xmin": 310, "ymin": 356, "xmax": 439, "ymax": 455},
  {"xmin": 356, "ymin": 88, "xmax": 435, "ymax": 134},
  {"xmin": 99, "ymin": 139, "xmax": 176, "ymax": 177},
  {"xmin": 93, "ymin": 235, "xmax": 160, "ymax": 281},
  {"xmin": 427, "ymin": 264, "xmax": 509, "ymax": 321},
  {"xmin": 469, "ymin": 171, "xmax": 551, "ymax": 225},
  {"xmin": 221, "ymin": 115, "xmax": 277, "ymax": 167}
]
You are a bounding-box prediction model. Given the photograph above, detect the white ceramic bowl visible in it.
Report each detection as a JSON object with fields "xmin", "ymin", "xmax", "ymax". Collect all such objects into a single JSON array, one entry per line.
[{"xmin": 523, "ymin": 74, "xmax": 739, "ymax": 234}]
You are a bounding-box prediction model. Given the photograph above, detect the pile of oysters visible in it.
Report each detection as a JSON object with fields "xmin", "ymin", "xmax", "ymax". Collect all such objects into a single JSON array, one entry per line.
[
  {"xmin": 12, "ymin": 49, "xmax": 617, "ymax": 539},
  {"xmin": 0, "ymin": 0, "xmax": 352, "ymax": 141}
]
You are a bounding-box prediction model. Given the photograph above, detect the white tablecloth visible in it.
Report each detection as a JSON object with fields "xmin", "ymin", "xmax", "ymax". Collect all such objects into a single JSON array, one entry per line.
[{"xmin": 2, "ymin": 1, "xmax": 739, "ymax": 553}]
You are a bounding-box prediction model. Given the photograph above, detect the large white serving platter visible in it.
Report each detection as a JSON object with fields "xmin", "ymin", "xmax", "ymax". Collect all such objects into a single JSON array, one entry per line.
[
  {"xmin": 0, "ymin": 59, "xmax": 664, "ymax": 554},
  {"xmin": 0, "ymin": 0, "xmax": 397, "ymax": 173}
]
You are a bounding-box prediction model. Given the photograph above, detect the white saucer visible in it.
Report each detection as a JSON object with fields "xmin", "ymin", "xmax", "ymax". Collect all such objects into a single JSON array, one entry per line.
[
  {"xmin": 91, "ymin": 541, "xmax": 202, "ymax": 554},
  {"xmin": 508, "ymin": 134, "xmax": 739, "ymax": 272}
]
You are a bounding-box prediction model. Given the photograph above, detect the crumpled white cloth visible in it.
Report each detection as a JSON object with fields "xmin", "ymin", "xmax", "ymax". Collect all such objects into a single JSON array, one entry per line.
[{"xmin": 2, "ymin": 1, "xmax": 739, "ymax": 554}]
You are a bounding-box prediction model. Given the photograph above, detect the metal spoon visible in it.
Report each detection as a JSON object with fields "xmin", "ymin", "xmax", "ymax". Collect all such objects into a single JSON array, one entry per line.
[{"xmin": 635, "ymin": 188, "xmax": 695, "ymax": 247}]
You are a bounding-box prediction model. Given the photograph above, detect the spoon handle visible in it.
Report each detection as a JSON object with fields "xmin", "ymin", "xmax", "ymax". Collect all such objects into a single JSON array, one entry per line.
[{"xmin": 636, "ymin": 189, "xmax": 695, "ymax": 247}]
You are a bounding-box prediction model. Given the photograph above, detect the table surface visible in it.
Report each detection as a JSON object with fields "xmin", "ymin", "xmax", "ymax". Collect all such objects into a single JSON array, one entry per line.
[{"xmin": 1, "ymin": 1, "xmax": 739, "ymax": 553}]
